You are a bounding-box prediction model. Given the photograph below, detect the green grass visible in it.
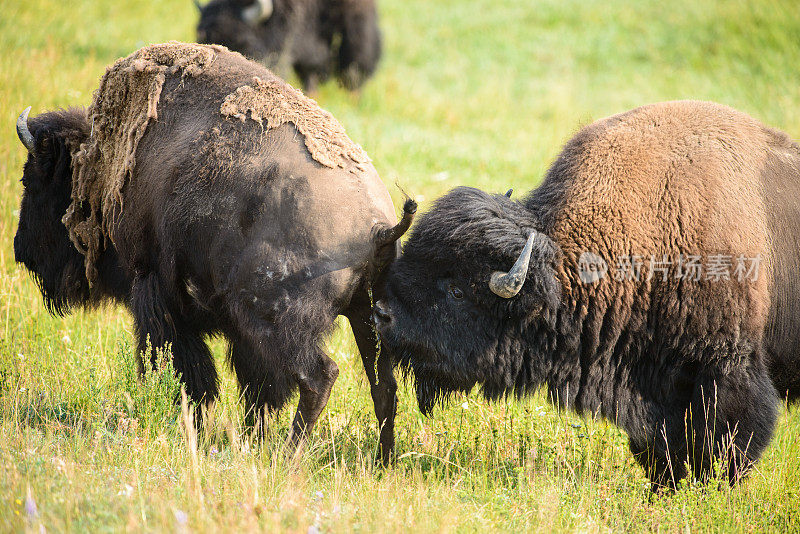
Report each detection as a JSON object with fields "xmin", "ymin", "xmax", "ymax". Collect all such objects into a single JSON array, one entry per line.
[{"xmin": 2, "ymin": 0, "xmax": 800, "ymax": 531}]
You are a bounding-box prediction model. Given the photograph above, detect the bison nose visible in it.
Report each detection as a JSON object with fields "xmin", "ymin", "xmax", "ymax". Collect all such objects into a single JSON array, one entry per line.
[{"xmin": 373, "ymin": 299, "xmax": 392, "ymax": 325}]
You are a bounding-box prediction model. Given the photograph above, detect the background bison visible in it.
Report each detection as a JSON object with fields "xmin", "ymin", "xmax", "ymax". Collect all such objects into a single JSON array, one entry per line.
[
  {"xmin": 196, "ymin": 0, "xmax": 382, "ymax": 92},
  {"xmin": 375, "ymin": 100, "xmax": 800, "ymax": 488},
  {"xmin": 13, "ymin": 42, "xmax": 413, "ymax": 461}
]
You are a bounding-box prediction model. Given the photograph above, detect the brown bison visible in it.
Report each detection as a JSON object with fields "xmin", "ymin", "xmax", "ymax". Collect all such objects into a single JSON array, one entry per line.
[
  {"xmin": 374, "ymin": 100, "xmax": 800, "ymax": 488},
  {"xmin": 196, "ymin": 0, "xmax": 382, "ymax": 92},
  {"xmin": 13, "ymin": 42, "xmax": 413, "ymax": 461}
]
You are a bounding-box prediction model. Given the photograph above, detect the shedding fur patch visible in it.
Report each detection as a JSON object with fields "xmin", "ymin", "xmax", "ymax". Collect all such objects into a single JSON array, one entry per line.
[
  {"xmin": 64, "ymin": 41, "xmax": 223, "ymax": 283},
  {"xmin": 219, "ymin": 75, "xmax": 370, "ymax": 171}
]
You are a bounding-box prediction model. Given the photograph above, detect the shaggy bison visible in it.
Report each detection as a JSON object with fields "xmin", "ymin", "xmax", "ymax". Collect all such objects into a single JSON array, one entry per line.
[
  {"xmin": 196, "ymin": 0, "xmax": 381, "ymax": 92},
  {"xmin": 375, "ymin": 100, "xmax": 800, "ymax": 487},
  {"xmin": 14, "ymin": 42, "xmax": 413, "ymax": 461}
]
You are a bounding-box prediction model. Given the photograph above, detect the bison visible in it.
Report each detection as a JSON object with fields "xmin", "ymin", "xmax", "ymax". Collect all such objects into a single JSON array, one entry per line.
[
  {"xmin": 374, "ymin": 100, "xmax": 800, "ymax": 488},
  {"xmin": 196, "ymin": 0, "xmax": 382, "ymax": 92},
  {"xmin": 13, "ymin": 42, "xmax": 413, "ymax": 462}
]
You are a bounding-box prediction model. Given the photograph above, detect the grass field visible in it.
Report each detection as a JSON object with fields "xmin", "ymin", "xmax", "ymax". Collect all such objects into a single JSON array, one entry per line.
[{"xmin": 2, "ymin": 0, "xmax": 800, "ymax": 531}]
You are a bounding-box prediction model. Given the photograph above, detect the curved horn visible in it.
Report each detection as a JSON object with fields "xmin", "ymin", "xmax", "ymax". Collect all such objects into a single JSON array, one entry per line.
[
  {"xmin": 242, "ymin": 0, "xmax": 273, "ymax": 23},
  {"xmin": 504, "ymin": 188, "xmax": 513, "ymax": 198},
  {"xmin": 489, "ymin": 232, "xmax": 537, "ymax": 298},
  {"xmin": 375, "ymin": 198, "xmax": 417, "ymax": 247},
  {"xmin": 16, "ymin": 106, "xmax": 34, "ymax": 151}
]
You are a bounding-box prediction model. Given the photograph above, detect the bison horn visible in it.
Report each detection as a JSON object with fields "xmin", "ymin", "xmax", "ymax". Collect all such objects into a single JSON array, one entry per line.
[
  {"xmin": 505, "ymin": 188, "xmax": 513, "ymax": 198},
  {"xmin": 489, "ymin": 232, "xmax": 537, "ymax": 298},
  {"xmin": 242, "ymin": 0, "xmax": 273, "ymax": 23},
  {"xmin": 16, "ymin": 106, "xmax": 34, "ymax": 152}
]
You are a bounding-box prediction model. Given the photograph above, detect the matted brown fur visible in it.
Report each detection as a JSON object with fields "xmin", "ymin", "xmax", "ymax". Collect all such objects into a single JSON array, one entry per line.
[
  {"xmin": 220, "ymin": 76, "xmax": 370, "ymax": 171},
  {"xmin": 64, "ymin": 41, "xmax": 370, "ymax": 283},
  {"xmin": 64, "ymin": 42, "xmax": 222, "ymax": 282}
]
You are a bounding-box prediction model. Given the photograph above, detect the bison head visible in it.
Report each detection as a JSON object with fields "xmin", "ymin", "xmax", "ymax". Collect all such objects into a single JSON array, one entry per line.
[
  {"xmin": 374, "ymin": 187, "xmax": 562, "ymax": 414},
  {"xmin": 13, "ymin": 107, "xmax": 93, "ymax": 315},
  {"xmin": 196, "ymin": 0, "xmax": 280, "ymax": 62}
]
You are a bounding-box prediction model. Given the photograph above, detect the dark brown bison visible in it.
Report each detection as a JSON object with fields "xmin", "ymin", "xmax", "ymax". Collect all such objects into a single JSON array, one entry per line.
[
  {"xmin": 374, "ymin": 100, "xmax": 800, "ymax": 488},
  {"xmin": 196, "ymin": 0, "xmax": 381, "ymax": 92},
  {"xmin": 13, "ymin": 42, "xmax": 414, "ymax": 461}
]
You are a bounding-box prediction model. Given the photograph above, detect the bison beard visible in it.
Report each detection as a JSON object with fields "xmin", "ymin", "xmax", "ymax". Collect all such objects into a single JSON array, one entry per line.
[
  {"xmin": 393, "ymin": 344, "xmax": 476, "ymax": 416},
  {"xmin": 377, "ymin": 101, "xmax": 800, "ymax": 489},
  {"xmin": 14, "ymin": 42, "xmax": 412, "ymax": 463}
]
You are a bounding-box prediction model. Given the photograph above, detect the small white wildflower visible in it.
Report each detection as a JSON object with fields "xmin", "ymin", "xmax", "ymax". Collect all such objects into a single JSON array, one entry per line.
[
  {"xmin": 24, "ymin": 490, "xmax": 38, "ymax": 521},
  {"xmin": 174, "ymin": 509, "xmax": 188, "ymax": 526},
  {"xmin": 61, "ymin": 334, "xmax": 71, "ymax": 345},
  {"xmin": 461, "ymin": 401, "xmax": 469, "ymax": 410},
  {"xmin": 50, "ymin": 457, "xmax": 66, "ymax": 473},
  {"xmin": 117, "ymin": 484, "xmax": 134, "ymax": 497},
  {"xmin": 315, "ymin": 490, "xmax": 323, "ymax": 500}
]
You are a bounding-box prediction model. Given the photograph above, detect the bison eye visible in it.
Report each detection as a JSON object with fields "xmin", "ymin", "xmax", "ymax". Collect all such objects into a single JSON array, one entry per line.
[{"xmin": 448, "ymin": 284, "xmax": 464, "ymax": 300}]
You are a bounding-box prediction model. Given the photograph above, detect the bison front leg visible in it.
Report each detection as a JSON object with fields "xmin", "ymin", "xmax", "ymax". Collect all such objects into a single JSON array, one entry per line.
[
  {"xmin": 346, "ymin": 290, "xmax": 398, "ymax": 465},
  {"xmin": 687, "ymin": 363, "xmax": 779, "ymax": 485},
  {"xmin": 287, "ymin": 353, "xmax": 340, "ymax": 453},
  {"xmin": 631, "ymin": 357, "xmax": 780, "ymax": 490},
  {"xmin": 131, "ymin": 273, "xmax": 219, "ymax": 408},
  {"xmin": 628, "ymin": 431, "xmax": 689, "ymax": 491}
]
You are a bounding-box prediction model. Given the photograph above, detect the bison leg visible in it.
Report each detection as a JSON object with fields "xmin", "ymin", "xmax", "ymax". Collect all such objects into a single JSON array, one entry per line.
[
  {"xmin": 226, "ymin": 283, "xmax": 339, "ymax": 453},
  {"xmin": 631, "ymin": 358, "xmax": 779, "ymax": 490},
  {"xmin": 131, "ymin": 273, "xmax": 219, "ymax": 408},
  {"xmin": 345, "ymin": 289, "xmax": 398, "ymax": 465},
  {"xmin": 687, "ymin": 363, "xmax": 778, "ymax": 484},
  {"xmin": 287, "ymin": 352, "xmax": 340, "ymax": 452},
  {"xmin": 628, "ymin": 430, "xmax": 689, "ymax": 491},
  {"xmin": 336, "ymin": 3, "xmax": 380, "ymax": 91},
  {"xmin": 228, "ymin": 334, "xmax": 295, "ymax": 433}
]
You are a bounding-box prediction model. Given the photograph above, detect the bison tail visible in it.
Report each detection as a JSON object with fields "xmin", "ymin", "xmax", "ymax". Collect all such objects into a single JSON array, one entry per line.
[
  {"xmin": 374, "ymin": 198, "xmax": 417, "ymax": 249},
  {"xmin": 370, "ymin": 198, "xmax": 416, "ymax": 280}
]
